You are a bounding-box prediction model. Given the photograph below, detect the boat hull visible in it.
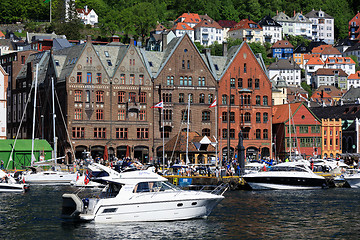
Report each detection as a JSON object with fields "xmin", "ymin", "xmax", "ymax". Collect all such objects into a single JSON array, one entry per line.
[
  {"xmin": 0, "ymin": 183, "xmax": 28, "ymax": 193},
  {"xmin": 24, "ymin": 172, "xmax": 77, "ymax": 185},
  {"xmin": 344, "ymin": 175, "xmax": 360, "ymax": 188},
  {"xmin": 243, "ymin": 176, "xmax": 327, "ymax": 190}
]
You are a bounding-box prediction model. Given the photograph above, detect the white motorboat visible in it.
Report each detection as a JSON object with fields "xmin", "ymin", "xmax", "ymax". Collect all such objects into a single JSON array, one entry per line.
[
  {"xmin": 23, "ymin": 166, "xmax": 78, "ymax": 185},
  {"xmin": 342, "ymin": 169, "xmax": 360, "ymax": 188},
  {"xmin": 61, "ymin": 168, "xmax": 227, "ymax": 222},
  {"xmin": 243, "ymin": 161, "xmax": 327, "ymax": 190},
  {"xmin": 0, "ymin": 169, "xmax": 29, "ymax": 193}
]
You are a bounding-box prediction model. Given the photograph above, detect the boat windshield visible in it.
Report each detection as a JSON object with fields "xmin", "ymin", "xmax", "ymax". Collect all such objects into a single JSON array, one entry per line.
[
  {"xmin": 133, "ymin": 181, "xmax": 181, "ymax": 193},
  {"xmin": 99, "ymin": 182, "xmax": 123, "ymax": 198},
  {"xmin": 268, "ymin": 166, "xmax": 308, "ymax": 172}
]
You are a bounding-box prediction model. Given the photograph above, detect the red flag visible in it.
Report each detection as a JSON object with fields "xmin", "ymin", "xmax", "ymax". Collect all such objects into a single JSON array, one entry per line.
[
  {"xmin": 209, "ymin": 98, "xmax": 217, "ymax": 108},
  {"xmin": 76, "ymin": 172, "xmax": 79, "ymax": 181},
  {"xmin": 151, "ymin": 101, "xmax": 163, "ymax": 108},
  {"xmin": 84, "ymin": 170, "xmax": 90, "ymax": 185}
]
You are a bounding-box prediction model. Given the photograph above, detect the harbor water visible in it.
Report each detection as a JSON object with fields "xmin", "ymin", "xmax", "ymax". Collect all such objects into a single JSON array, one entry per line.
[{"xmin": 1, "ymin": 185, "xmax": 360, "ymax": 239}]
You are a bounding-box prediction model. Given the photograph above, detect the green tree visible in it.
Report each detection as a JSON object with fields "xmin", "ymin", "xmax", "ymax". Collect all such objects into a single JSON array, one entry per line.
[
  {"xmin": 349, "ymin": 55, "xmax": 360, "ymax": 71},
  {"xmin": 301, "ymin": 81, "xmax": 312, "ymax": 96}
]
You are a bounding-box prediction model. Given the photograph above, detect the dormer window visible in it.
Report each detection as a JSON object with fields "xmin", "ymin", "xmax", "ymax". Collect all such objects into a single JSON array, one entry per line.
[{"xmin": 104, "ymin": 51, "xmax": 109, "ymax": 57}]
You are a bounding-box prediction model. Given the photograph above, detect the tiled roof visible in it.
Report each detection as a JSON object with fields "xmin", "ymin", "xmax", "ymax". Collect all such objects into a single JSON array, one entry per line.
[
  {"xmin": 304, "ymin": 53, "xmax": 321, "ymax": 60},
  {"xmin": 311, "ymin": 90, "xmax": 332, "ymax": 100},
  {"xmin": 194, "ymin": 20, "xmax": 222, "ymax": 29},
  {"xmin": 218, "ymin": 20, "xmax": 237, "ymax": 28},
  {"xmin": 258, "ymin": 15, "xmax": 282, "ymax": 27},
  {"xmin": 305, "ymin": 9, "xmax": 334, "ymax": 19},
  {"xmin": 316, "ymin": 85, "xmax": 346, "ymax": 98},
  {"xmin": 171, "ymin": 22, "xmax": 194, "ymax": 31},
  {"xmin": 310, "ymin": 104, "xmax": 360, "ymax": 120},
  {"xmin": 311, "ymin": 45, "xmax": 330, "ymax": 54},
  {"xmin": 313, "ymin": 68, "xmax": 348, "ymax": 77},
  {"xmin": 306, "ymin": 57, "xmax": 324, "ymax": 65},
  {"xmin": 321, "ymin": 47, "xmax": 341, "ymax": 55},
  {"xmin": 271, "ymin": 40, "xmax": 293, "ymax": 49},
  {"xmin": 268, "ymin": 59, "xmax": 301, "ymax": 70},
  {"xmin": 348, "ymin": 71, "xmax": 360, "ymax": 80},
  {"xmin": 229, "ymin": 19, "xmax": 262, "ymax": 31},
  {"xmin": 272, "ymin": 102, "xmax": 303, "ymax": 124},
  {"xmin": 273, "ymin": 12, "xmax": 292, "ymax": 22},
  {"xmin": 325, "ymin": 57, "xmax": 355, "ymax": 65},
  {"xmin": 175, "ymin": 13, "xmax": 201, "ymax": 24}
]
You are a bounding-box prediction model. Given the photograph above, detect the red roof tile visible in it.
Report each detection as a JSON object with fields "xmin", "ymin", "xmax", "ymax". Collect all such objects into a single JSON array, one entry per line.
[
  {"xmin": 306, "ymin": 57, "xmax": 324, "ymax": 65},
  {"xmin": 348, "ymin": 71, "xmax": 360, "ymax": 80},
  {"xmin": 171, "ymin": 22, "xmax": 194, "ymax": 31},
  {"xmin": 175, "ymin": 13, "xmax": 201, "ymax": 24},
  {"xmin": 271, "ymin": 40, "xmax": 294, "ymax": 49},
  {"xmin": 272, "ymin": 102, "xmax": 302, "ymax": 124},
  {"xmin": 229, "ymin": 19, "xmax": 262, "ymax": 32}
]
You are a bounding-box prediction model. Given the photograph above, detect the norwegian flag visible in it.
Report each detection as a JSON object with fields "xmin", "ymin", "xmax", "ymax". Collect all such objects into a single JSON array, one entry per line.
[
  {"xmin": 151, "ymin": 101, "xmax": 163, "ymax": 109},
  {"xmin": 209, "ymin": 98, "xmax": 217, "ymax": 108},
  {"xmin": 76, "ymin": 172, "xmax": 79, "ymax": 181},
  {"xmin": 84, "ymin": 170, "xmax": 90, "ymax": 185}
]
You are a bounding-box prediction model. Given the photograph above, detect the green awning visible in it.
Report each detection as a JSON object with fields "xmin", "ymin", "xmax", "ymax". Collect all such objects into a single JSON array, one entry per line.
[{"xmin": 0, "ymin": 139, "xmax": 53, "ymax": 151}]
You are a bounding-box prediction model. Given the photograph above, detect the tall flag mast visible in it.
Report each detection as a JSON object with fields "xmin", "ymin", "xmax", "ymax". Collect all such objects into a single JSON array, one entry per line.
[{"xmin": 43, "ymin": 0, "xmax": 51, "ymax": 23}]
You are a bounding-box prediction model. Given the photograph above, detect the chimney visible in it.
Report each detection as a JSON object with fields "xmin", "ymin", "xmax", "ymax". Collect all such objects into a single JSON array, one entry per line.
[
  {"xmin": 223, "ymin": 42, "xmax": 228, "ymax": 56},
  {"xmin": 130, "ymin": 38, "xmax": 134, "ymax": 46},
  {"xmin": 162, "ymin": 33, "xmax": 167, "ymax": 52},
  {"xmin": 86, "ymin": 35, "xmax": 91, "ymax": 42},
  {"xmin": 111, "ymin": 35, "xmax": 120, "ymax": 42}
]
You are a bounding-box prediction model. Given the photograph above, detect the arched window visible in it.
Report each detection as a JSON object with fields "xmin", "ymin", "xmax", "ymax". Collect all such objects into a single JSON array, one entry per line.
[
  {"xmin": 222, "ymin": 94, "xmax": 228, "ymax": 105},
  {"xmin": 256, "ymin": 112, "xmax": 261, "ymax": 123},
  {"xmin": 230, "ymin": 129, "xmax": 235, "ymax": 139},
  {"xmin": 255, "ymin": 78, "xmax": 260, "ymax": 89},
  {"xmin": 238, "ymin": 78, "xmax": 243, "ymax": 88},
  {"xmin": 202, "ymin": 128, "xmax": 210, "ymax": 136},
  {"xmin": 244, "ymin": 112, "xmax": 251, "ymax": 123},
  {"xmin": 256, "ymin": 95, "xmax": 261, "ymax": 105},
  {"xmin": 263, "ymin": 112, "xmax": 268, "ymax": 123},
  {"xmin": 263, "ymin": 129, "xmax": 268, "ymax": 139},
  {"xmin": 248, "ymin": 78, "xmax": 252, "ymax": 88},
  {"xmin": 263, "ymin": 96, "xmax": 268, "ymax": 106},
  {"xmin": 199, "ymin": 93, "xmax": 205, "ymax": 103},
  {"xmin": 222, "ymin": 129, "xmax": 228, "ymax": 139},
  {"xmin": 202, "ymin": 111, "xmax": 210, "ymax": 121},
  {"xmin": 256, "ymin": 129, "xmax": 261, "ymax": 139}
]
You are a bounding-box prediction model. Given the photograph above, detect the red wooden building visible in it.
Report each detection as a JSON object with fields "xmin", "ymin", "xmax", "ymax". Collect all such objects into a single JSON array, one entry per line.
[{"xmin": 272, "ymin": 102, "xmax": 322, "ymax": 160}]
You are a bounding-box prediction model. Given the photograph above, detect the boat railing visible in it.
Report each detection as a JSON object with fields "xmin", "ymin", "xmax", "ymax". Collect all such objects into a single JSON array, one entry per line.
[{"xmin": 209, "ymin": 183, "xmax": 229, "ymax": 196}]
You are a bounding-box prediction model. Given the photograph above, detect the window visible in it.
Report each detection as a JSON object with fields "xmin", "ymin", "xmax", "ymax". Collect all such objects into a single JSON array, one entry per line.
[
  {"xmin": 263, "ymin": 129, "xmax": 268, "ymax": 139},
  {"xmin": 137, "ymin": 128, "xmax": 149, "ymax": 139},
  {"xmin": 72, "ymin": 127, "xmax": 84, "ymax": 139},
  {"xmin": 107, "ymin": 60, "xmax": 112, "ymax": 66},
  {"xmin": 199, "ymin": 94, "xmax": 205, "ymax": 103},
  {"xmin": 230, "ymin": 95, "xmax": 235, "ymax": 105},
  {"xmin": 116, "ymin": 128, "xmax": 128, "ymax": 139},
  {"xmin": 187, "ymin": 60, "xmax": 190, "ymax": 69},
  {"xmin": 181, "ymin": 110, "xmax": 190, "ymax": 121},
  {"xmin": 230, "ymin": 78, "xmax": 235, "ymax": 88},
  {"xmin": 256, "ymin": 112, "xmax": 261, "ymax": 123},
  {"xmin": 96, "ymin": 109, "xmax": 104, "ymax": 120},
  {"xmin": 139, "ymin": 110, "xmax": 146, "ymax": 121},
  {"xmin": 256, "ymin": 129, "xmax": 261, "ymax": 139},
  {"xmin": 86, "ymin": 91, "xmax": 90, "ymax": 102},
  {"xmin": 118, "ymin": 110, "xmax": 125, "ymax": 120},
  {"xmin": 263, "ymin": 112, "xmax": 268, "ymax": 123},
  {"xmin": 129, "ymin": 92, "xmax": 136, "ymax": 102},
  {"xmin": 230, "ymin": 129, "xmax": 235, "ymax": 139},
  {"xmin": 182, "ymin": 60, "xmax": 185, "ymax": 69},
  {"xmin": 104, "ymin": 51, "xmax": 109, "ymax": 57},
  {"xmin": 164, "ymin": 109, "xmax": 172, "ymax": 121},
  {"xmin": 202, "ymin": 111, "xmax": 210, "ymax": 121},
  {"xmin": 198, "ymin": 77, "xmax": 205, "ymax": 86},
  {"xmin": 230, "ymin": 112, "xmax": 235, "ymax": 122},
  {"xmin": 311, "ymin": 126, "xmax": 320, "ymax": 133},
  {"xmin": 244, "ymin": 112, "xmax": 251, "ymax": 123},
  {"xmin": 222, "ymin": 129, "xmax": 228, "ymax": 139},
  {"xmin": 179, "ymin": 93, "xmax": 184, "ymax": 103},
  {"xmin": 118, "ymin": 91, "xmax": 125, "ymax": 103},
  {"xmin": 130, "ymin": 74, "xmax": 134, "ymax": 85},
  {"xmin": 248, "ymin": 78, "xmax": 252, "ymax": 88},
  {"xmin": 96, "ymin": 91, "xmax": 104, "ymax": 103},
  {"xmin": 74, "ymin": 109, "xmax": 82, "ymax": 120},
  {"xmin": 74, "ymin": 90, "xmax": 82, "ymax": 102},
  {"xmin": 139, "ymin": 75, "xmax": 144, "ymax": 85},
  {"xmin": 140, "ymin": 92, "xmax": 146, "ymax": 103},
  {"xmin": 202, "ymin": 128, "xmax": 210, "ymax": 136},
  {"xmin": 255, "ymin": 79, "xmax": 260, "ymax": 89},
  {"xmin": 167, "ymin": 76, "xmax": 174, "ymax": 86},
  {"xmin": 244, "ymin": 63, "xmax": 247, "ymax": 73},
  {"xmin": 97, "ymin": 73, "xmax": 102, "ymax": 84},
  {"xmin": 208, "ymin": 94, "xmax": 214, "ymax": 104},
  {"xmin": 184, "ymin": 76, "xmax": 188, "ymax": 86},
  {"xmin": 180, "ymin": 77, "xmax": 183, "ymax": 86},
  {"xmin": 189, "ymin": 94, "xmax": 193, "ymax": 103},
  {"xmin": 77, "ymin": 72, "xmax": 82, "ymax": 83},
  {"xmin": 188, "ymin": 77, "xmax": 192, "ymax": 86},
  {"xmin": 263, "ymin": 96, "xmax": 268, "ymax": 106},
  {"xmin": 120, "ymin": 74, "xmax": 125, "ymax": 84},
  {"xmin": 299, "ymin": 126, "xmax": 309, "ymax": 133},
  {"xmin": 222, "ymin": 112, "xmax": 227, "ymax": 122},
  {"xmin": 87, "ymin": 72, "xmax": 92, "ymax": 83},
  {"xmin": 238, "ymin": 78, "xmax": 243, "ymax": 88},
  {"xmin": 161, "ymin": 126, "xmax": 171, "ymax": 138},
  {"xmin": 256, "ymin": 95, "xmax": 261, "ymax": 105},
  {"xmin": 94, "ymin": 128, "xmax": 106, "ymax": 139},
  {"xmin": 222, "ymin": 95, "xmax": 228, "ymax": 105}
]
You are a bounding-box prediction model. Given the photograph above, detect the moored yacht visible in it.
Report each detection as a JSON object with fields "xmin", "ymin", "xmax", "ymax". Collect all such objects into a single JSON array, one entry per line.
[
  {"xmin": 243, "ymin": 161, "xmax": 327, "ymax": 190},
  {"xmin": 23, "ymin": 166, "xmax": 78, "ymax": 185},
  {"xmin": 61, "ymin": 168, "xmax": 227, "ymax": 222},
  {"xmin": 0, "ymin": 169, "xmax": 29, "ymax": 193},
  {"xmin": 342, "ymin": 169, "xmax": 360, "ymax": 188}
]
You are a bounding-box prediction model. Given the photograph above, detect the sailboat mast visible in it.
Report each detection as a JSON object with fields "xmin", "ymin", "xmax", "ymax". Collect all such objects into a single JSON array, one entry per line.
[
  {"xmin": 186, "ymin": 94, "xmax": 190, "ymax": 165},
  {"xmin": 52, "ymin": 77, "xmax": 57, "ymax": 160},
  {"xmin": 289, "ymin": 103, "xmax": 291, "ymax": 161},
  {"xmin": 31, "ymin": 64, "xmax": 39, "ymax": 166}
]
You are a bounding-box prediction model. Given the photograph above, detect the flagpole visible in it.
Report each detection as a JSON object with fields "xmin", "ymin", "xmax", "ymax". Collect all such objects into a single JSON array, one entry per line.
[
  {"xmin": 50, "ymin": 0, "xmax": 52, "ymax": 23},
  {"xmin": 215, "ymin": 98, "xmax": 218, "ymax": 167}
]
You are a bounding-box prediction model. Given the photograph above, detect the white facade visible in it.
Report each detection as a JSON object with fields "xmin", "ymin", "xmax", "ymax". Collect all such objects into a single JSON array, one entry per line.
[
  {"xmin": 293, "ymin": 13, "xmax": 312, "ymax": 39},
  {"xmin": 173, "ymin": 29, "xmax": 195, "ymax": 42},
  {"xmin": 325, "ymin": 58, "xmax": 356, "ymax": 76},
  {"xmin": 194, "ymin": 26, "xmax": 223, "ymax": 46},
  {"xmin": 268, "ymin": 69, "xmax": 301, "ymax": 86},
  {"xmin": 78, "ymin": 6, "xmax": 98, "ymax": 26},
  {"xmin": 305, "ymin": 61, "xmax": 324, "ymax": 84},
  {"xmin": 306, "ymin": 10, "xmax": 334, "ymax": 44},
  {"xmin": 262, "ymin": 25, "xmax": 282, "ymax": 44},
  {"xmin": 0, "ymin": 66, "xmax": 7, "ymax": 139}
]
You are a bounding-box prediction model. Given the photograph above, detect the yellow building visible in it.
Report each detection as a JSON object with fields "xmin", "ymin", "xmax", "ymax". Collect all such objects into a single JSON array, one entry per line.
[{"xmin": 322, "ymin": 118, "xmax": 342, "ymax": 158}]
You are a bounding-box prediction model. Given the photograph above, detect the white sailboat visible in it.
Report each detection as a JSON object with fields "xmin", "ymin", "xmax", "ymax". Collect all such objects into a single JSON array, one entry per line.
[
  {"xmin": 0, "ymin": 169, "xmax": 29, "ymax": 193},
  {"xmin": 22, "ymin": 66, "xmax": 77, "ymax": 185}
]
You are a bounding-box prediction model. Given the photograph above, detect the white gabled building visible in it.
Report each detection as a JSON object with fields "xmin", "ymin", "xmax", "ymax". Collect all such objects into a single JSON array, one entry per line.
[
  {"xmin": 194, "ymin": 19, "xmax": 223, "ymax": 46},
  {"xmin": 305, "ymin": 9, "xmax": 335, "ymax": 44},
  {"xmin": 324, "ymin": 57, "xmax": 356, "ymax": 77},
  {"xmin": 268, "ymin": 59, "xmax": 302, "ymax": 86},
  {"xmin": 292, "ymin": 13, "xmax": 312, "ymax": 39},
  {"xmin": 76, "ymin": 6, "xmax": 98, "ymax": 26},
  {"xmin": 258, "ymin": 15, "xmax": 283, "ymax": 44},
  {"xmin": 171, "ymin": 23, "xmax": 195, "ymax": 42}
]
